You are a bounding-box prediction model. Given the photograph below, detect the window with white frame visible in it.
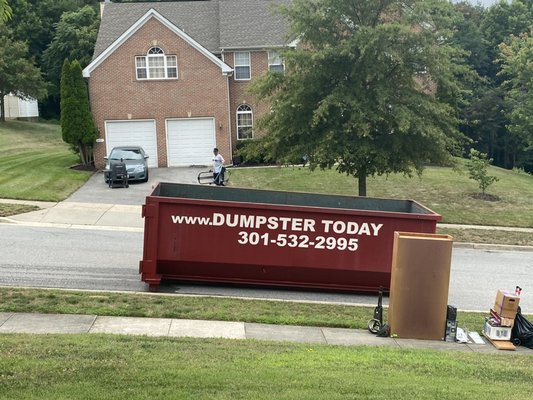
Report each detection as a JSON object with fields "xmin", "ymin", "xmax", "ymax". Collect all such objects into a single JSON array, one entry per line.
[
  {"xmin": 234, "ymin": 52, "xmax": 251, "ymax": 80},
  {"xmin": 136, "ymin": 47, "xmax": 177, "ymax": 80},
  {"xmin": 268, "ymin": 51, "xmax": 284, "ymax": 73},
  {"xmin": 237, "ymin": 104, "xmax": 253, "ymax": 139}
]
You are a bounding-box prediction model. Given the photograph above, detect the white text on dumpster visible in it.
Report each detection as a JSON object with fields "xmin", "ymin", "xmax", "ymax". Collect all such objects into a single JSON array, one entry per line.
[
  {"xmin": 172, "ymin": 213, "xmax": 383, "ymax": 235},
  {"xmin": 171, "ymin": 213, "xmax": 383, "ymax": 252}
]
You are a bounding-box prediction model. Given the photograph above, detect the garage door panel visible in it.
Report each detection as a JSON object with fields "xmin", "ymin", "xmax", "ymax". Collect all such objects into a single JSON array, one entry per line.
[
  {"xmin": 167, "ymin": 119, "xmax": 216, "ymax": 167},
  {"xmin": 105, "ymin": 120, "xmax": 158, "ymax": 168}
]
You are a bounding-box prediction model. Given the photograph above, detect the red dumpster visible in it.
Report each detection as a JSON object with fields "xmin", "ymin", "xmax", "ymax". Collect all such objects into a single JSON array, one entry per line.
[{"xmin": 140, "ymin": 182, "xmax": 441, "ymax": 292}]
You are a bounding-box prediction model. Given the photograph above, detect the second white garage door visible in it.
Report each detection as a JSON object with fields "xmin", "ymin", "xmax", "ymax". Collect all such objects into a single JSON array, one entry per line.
[{"xmin": 166, "ymin": 118, "xmax": 216, "ymax": 167}]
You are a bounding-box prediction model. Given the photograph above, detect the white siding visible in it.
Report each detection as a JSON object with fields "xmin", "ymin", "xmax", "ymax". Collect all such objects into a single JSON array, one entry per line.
[
  {"xmin": 17, "ymin": 97, "xmax": 39, "ymax": 118},
  {"xmin": 1, "ymin": 95, "xmax": 39, "ymax": 119}
]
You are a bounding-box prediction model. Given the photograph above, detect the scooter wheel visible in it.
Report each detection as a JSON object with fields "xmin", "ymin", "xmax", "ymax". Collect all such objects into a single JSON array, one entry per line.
[{"xmin": 368, "ymin": 318, "xmax": 381, "ymax": 334}]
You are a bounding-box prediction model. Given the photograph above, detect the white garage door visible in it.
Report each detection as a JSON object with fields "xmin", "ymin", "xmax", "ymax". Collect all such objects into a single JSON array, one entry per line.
[
  {"xmin": 166, "ymin": 118, "xmax": 216, "ymax": 167},
  {"xmin": 105, "ymin": 120, "xmax": 158, "ymax": 168}
]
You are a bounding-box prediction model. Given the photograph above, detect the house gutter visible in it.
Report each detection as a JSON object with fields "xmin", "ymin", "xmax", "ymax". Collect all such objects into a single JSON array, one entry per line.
[{"xmin": 221, "ymin": 45, "xmax": 287, "ymax": 51}]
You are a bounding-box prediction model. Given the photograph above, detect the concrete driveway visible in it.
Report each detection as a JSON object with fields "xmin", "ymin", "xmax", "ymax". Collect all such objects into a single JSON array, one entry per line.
[{"xmin": 65, "ymin": 167, "xmax": 208, "ymax": 206}]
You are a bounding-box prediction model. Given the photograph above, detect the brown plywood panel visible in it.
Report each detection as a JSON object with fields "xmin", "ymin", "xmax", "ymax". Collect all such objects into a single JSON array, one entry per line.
[
  {"xmin": 482, "ymin": 333, "xmax": 516, "ymax": 351},
  {"xmin": 389, "ymin": 232, "xmax": 453, "ymax": 340}
]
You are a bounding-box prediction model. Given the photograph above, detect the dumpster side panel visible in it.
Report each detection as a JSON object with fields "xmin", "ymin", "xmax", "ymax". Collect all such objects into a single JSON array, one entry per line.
[
  {"xmin": 139, "ymin": 199, "xmax": 163, "ymax": 290},
  {"xmin": 140, "ymin": 191, "xmax": 439, "ymax": 292}
]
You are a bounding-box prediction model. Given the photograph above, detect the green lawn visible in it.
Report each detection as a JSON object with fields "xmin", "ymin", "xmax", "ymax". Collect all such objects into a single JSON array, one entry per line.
[
  {"xmin": 0, "ymin": 120, "xmax": 92, "ymax": 201},
  {"xmin": 228, "ymin": 164, "xmax": 533, "ymax": 227},
  {"xmin": 0, "ymin": 334, "xmax": 532, "ymax": 400}
]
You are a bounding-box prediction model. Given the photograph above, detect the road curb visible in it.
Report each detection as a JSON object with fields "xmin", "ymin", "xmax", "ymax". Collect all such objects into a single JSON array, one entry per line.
[{"xmin": 453, "ymin": 242, "xmax": 533, "ymax": 252}]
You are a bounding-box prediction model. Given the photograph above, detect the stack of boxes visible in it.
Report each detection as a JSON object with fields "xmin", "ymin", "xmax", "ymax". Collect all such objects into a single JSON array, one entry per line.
[{"xmin": 483, "ymin": 289, "xmax": 520, "ymax": 342}]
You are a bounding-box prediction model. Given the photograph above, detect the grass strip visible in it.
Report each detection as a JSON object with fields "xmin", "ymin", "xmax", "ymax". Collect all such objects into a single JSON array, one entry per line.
[
  {"xmin": 0, "ymin": 204, "xmax": 39, "ymax": 217},
  {"xmin": 437, "ymin": 227, "xmax": 533, "ymax": 247},
  {"xmin": 0, "ymin": 334, "xmax": 532, "ymax": 399},
  {"xmin": 0, "ymin": 288, "xmax": 491, "ymax": 333}
]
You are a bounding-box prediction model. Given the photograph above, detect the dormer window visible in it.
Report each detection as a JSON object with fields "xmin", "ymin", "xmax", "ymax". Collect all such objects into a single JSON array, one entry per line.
[{"xmin": 136, "ymin": 47, "xmax": 178, "ymax": 80}]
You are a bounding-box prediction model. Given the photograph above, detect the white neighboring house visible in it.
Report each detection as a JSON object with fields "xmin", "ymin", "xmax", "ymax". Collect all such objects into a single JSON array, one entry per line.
[{"xmin": 1, "ymin": 94, "xmax": 39, "ymax": 120}]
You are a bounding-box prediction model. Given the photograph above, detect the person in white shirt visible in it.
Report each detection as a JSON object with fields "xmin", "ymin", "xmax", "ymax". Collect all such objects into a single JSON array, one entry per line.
[{"xmin": 212, "ymin": 147, "xmax": 225, "ymax": 186}]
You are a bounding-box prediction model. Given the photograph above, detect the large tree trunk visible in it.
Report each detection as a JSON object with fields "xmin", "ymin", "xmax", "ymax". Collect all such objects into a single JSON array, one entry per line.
[
  {"xmin": 357, "ymin": 168, "xmax": 367, "ymax": 197},
  {"xmin": 78, "ymin": 142, "xmax": 94, "ymax": 166},
  {"xmin": 77, "ymin": 141, "xmax": 86, "ymax": 165}
]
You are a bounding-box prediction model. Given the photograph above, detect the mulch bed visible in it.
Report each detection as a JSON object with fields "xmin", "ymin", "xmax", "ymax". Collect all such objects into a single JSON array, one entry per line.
[
  {"xmin": 470, "ymin": 193, "xmax": 500, "ymax": 202},
  {"xmin": 70, "ymin": 163, "xmax": 97, "ymax": 172}
]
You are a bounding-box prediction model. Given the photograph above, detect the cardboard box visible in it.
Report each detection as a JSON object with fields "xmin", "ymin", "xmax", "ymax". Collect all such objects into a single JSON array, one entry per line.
[
  {"xmin": 494, "ymin": 290, "xmax": 520, "ymax": 319},
  {"xmin": 490, "ymin": 309, "xmax": 515, "ymax": 327},
  {"xmin": 484, "ymin": 320, "xmax": 512, "ymax": 341}
]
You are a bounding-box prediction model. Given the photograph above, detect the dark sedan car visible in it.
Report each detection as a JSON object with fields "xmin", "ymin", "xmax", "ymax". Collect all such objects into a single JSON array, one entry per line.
[{"xmin": 104, "ymin": 146, "xmax": 149, "ymax": 183}]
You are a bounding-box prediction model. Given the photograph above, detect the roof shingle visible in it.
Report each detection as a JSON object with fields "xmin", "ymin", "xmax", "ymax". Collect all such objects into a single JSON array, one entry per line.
[{"xmin": 93, "ymin": 0, "xmax": 291, "ymax": 59}]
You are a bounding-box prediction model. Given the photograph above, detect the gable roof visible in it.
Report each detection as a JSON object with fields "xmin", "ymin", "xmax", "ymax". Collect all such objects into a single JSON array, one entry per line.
[
  {"xmin": 89, "ymin": 0, "xmax": 291, "ymax": 61},
  {"xmin": 83, "ymin": 7, "xmax": 232, "ymax": 77},
  {"xmin": 92, "ymin": 1, "xmax": 222, "ymax": 58}
]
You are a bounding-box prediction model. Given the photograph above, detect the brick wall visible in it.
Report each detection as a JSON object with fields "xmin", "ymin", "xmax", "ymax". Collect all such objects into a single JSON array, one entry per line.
[
  {"xmin": 225, "ymin": 50, "xmax": 271, "ymax": 154},
  {"xmin": 88, "ymin": 18, "xmax": 231, "ymax": 169}
]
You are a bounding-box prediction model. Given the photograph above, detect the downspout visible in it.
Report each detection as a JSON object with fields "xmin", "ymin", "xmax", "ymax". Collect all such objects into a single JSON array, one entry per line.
[{"xmin": 222, "ymin": 51, "xmax": 233, "ymax": 163}]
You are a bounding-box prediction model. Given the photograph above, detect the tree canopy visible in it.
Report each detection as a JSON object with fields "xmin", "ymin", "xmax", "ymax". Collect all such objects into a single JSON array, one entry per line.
[
  {"xmin": 6, "ymin": 0, "xmax": 100, "ymax": 118},
  {"xmin": 252, "ymin": 0, "xmax": 469, "ymax": 196},
  {"xmin": 499, "ymin": 29, "xmax": 533, "ymax": 150},
  {"xmin": 42, "ymin": 5, "xmax": 100, "ymax": 98},
  {"xmin": 1, "ymin": 0, "xmax": 12, "ymax": 21},
  {"xmin": 453, "ymin": 0, "xmax": 533, "ymax": 171},
  {"xmin": 0, "ymin": 25, "xmax": 47, "ymax": 122}
]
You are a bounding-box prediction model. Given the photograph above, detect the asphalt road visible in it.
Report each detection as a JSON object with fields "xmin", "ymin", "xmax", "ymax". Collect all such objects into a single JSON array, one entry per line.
[{"xmin": 1, "ymin": 224, "xmax": 532, "ymax": 313}]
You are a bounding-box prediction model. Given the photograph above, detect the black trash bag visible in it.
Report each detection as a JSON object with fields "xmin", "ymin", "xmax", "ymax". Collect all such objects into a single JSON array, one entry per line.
[{"xmin": 511, "ymin": 307, "xmax": 533, "ymax": 349}]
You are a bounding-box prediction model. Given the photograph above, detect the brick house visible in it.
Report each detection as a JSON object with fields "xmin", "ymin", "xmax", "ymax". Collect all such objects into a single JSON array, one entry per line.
[{"xmin": 83, "ymin": 0, "xmax": 291, "ymax": 169}]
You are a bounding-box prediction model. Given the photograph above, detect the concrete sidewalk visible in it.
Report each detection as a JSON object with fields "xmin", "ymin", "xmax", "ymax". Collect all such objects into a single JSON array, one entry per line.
[
  {"xmin": 1, "ymin": 311, "xmax": 531, "ymax": 354},
  {"xmin": 0, "ymin": 200, "xmax": 143, "ymax": 231}
]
